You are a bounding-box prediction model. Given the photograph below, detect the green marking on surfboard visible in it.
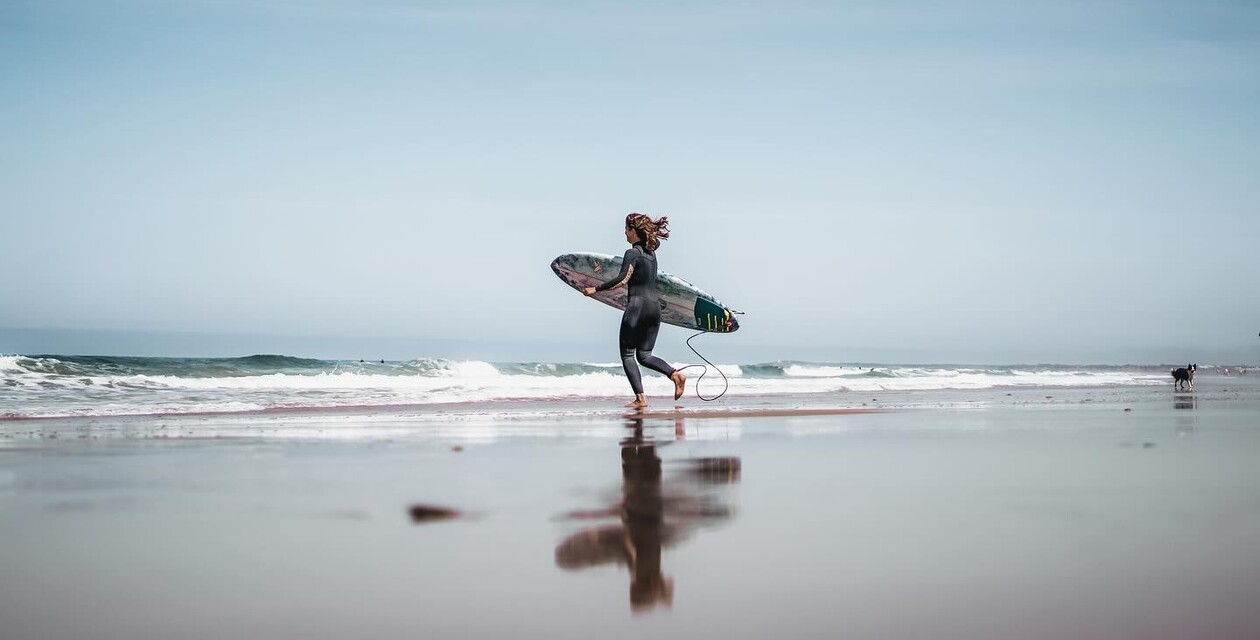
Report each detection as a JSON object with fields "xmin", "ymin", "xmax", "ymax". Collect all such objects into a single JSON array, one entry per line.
[{"xmin": 693, "ymin": 296, "xmax": 734, "ymax": 333}]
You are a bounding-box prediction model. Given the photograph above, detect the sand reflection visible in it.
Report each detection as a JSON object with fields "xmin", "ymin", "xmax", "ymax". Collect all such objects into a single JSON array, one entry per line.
[
  {"xmin": 554, "ymin": 417, "xmax": 739, "ymax": 612},
  {"xmin": 1173, "ymin": 393, "xmax": 1198, "ymax": 411}
]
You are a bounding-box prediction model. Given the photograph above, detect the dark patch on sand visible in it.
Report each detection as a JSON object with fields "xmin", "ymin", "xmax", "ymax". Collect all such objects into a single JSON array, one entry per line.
[{"xmin": 408, "ymin": 504, "xmax": 461, "ymax": 524}]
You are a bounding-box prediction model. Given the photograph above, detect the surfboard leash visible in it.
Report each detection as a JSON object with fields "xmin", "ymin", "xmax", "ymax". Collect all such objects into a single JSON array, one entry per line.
[{"xmin": 677, "ymin": 330, "xmax": 730, "ymax": 402}]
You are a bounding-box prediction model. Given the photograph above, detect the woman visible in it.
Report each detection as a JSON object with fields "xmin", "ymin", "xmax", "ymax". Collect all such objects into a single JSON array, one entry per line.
[{"xmin": 583, "ymin": 213, "xmax": 686, "ymax": 409}]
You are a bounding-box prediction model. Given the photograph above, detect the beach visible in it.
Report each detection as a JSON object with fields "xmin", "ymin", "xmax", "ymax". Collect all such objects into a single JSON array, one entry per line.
[{"xmin": 2, "ymin": 370, "xmax": 1259, "ymax": 639}]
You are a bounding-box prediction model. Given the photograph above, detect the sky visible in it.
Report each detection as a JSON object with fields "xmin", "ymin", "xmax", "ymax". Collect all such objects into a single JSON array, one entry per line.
[{"xmin": 2, "ymin": 0, "xmax": 1258, "ymax": 364}]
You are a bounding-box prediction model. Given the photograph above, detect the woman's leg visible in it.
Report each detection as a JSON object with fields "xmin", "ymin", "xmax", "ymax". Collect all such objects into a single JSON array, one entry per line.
[
  {"xmin": 619, "ymin": 314, "xmax": 645, "ymax": 396},
  {"xmin": 636, "ymin": 320, "xmax": 686, "ymax": 400},
  {"xmin": 634, "ymin": 321, "xmax": 673, "ymax": 377}
]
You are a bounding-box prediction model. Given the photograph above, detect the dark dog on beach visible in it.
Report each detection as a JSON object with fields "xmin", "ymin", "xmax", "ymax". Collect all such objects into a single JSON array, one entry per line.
[{"xmin": 1171, "ymin": 364, "xmax": 1197, "ymax": 391}]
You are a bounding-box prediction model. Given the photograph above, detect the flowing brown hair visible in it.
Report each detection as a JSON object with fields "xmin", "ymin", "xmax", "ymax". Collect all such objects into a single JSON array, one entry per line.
[{"xmin": 625, "ymin": 212, "xmax": 670, "ymax": 253}]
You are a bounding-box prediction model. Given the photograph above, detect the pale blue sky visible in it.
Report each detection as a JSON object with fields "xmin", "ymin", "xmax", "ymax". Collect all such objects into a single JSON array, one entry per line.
[{"xmin": 2, "ymin": 0, "xmax": 1258, "ymax": 363}]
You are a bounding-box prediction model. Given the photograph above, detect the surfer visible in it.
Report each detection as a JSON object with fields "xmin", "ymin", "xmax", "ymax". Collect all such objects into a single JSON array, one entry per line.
[{"xmin": 583, "ymin": 213, "xmax": 686, "ymax": 409}]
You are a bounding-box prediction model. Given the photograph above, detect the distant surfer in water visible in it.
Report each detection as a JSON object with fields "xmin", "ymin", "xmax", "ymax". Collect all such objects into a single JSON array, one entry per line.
[{"xmin": 583, "ymin": 213, "xmax": 686, "ymax": 409}]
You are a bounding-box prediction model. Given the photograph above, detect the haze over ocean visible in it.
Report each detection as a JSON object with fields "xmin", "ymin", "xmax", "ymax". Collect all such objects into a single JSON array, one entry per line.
[{"xmin": 3, "ymin": 1, "xmax": 1258, "ymax": 365}]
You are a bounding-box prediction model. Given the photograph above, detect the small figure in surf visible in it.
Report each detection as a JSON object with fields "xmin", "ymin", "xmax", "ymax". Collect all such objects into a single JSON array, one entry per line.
[{"xmin": 583, "ymin": 213, "xmax": 687, "ymax": 409}]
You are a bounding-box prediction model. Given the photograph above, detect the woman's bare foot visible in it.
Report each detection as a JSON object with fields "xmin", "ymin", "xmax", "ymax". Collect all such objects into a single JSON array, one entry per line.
[
  {"xmin": 625, "ymin": 394, "xmax": 648, "ymax": 409},
  {"xmin": 671, "ymin": 371, "xmax": 687, "ymax": 401}
]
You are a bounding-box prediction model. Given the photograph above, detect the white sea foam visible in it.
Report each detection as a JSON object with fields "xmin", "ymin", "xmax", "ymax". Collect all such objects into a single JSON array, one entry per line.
[
  {"xmin": 430, "ymin": 360, "xmax": 501, "ymax": 378},
  {"xmin": 0, "ymin": 355, "xmax": 33, "ymax": 373},
  {"xmin": 0, "ymin": 357, "xmax": 1172, "ymax": 419}
]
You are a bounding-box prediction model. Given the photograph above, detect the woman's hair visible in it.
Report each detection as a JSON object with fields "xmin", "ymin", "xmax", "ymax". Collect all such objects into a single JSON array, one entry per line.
[{"xmin": 625, "ymin": 212, "xmax": 670, "ymax": 253}]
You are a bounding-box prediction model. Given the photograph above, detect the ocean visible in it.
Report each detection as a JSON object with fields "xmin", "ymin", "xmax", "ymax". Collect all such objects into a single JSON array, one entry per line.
[{"xmin": 0, "ymin": 353, "xmax": 1189, "ymax": 419}]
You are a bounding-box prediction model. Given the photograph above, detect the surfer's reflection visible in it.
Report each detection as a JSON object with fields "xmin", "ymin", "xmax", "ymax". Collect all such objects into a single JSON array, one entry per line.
[{"xmin": 554, "ymin": 417, "xmax": 739, "ymax": 612}]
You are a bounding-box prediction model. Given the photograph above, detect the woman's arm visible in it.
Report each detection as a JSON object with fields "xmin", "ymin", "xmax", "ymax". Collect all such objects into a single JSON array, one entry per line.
[{"xmin": 584, "ymin": 249, "xmax": 638, "ymax": 296}]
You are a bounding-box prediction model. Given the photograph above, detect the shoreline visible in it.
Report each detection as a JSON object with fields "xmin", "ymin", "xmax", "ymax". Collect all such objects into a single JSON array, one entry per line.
[
  {"xmin": 3, "ymin": 379, "xmax": 1254, "ymax": 442},
  {"xmin": 6, "ymin": 376, "xmax": 1250, "ymax": 417}
]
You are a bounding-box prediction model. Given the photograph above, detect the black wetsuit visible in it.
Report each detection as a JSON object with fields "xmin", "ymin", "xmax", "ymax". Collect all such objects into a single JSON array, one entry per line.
[{"xmin": 595, "ymin": 243, "xmax": 675, "ymax": 394}]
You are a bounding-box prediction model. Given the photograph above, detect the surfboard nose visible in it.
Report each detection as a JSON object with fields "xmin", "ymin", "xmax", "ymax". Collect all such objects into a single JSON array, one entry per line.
[{"xmin": 551, "ymin": 255, "xmax": 581, "ymax": 282}]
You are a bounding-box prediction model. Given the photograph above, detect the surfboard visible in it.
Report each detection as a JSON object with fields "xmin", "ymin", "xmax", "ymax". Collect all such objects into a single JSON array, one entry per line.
[{"xmin": 551, "ymin": 252, "xmax": 740, "ymax": 333}]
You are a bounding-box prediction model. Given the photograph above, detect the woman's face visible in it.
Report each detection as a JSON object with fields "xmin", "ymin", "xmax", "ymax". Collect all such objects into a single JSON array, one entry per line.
[{"xmin": 625, "ymin": 225, "xmax": 638, "ymax": 244}]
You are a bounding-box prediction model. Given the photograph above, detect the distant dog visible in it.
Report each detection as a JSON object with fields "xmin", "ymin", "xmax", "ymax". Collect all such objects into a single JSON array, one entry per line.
[{"xmin": 1171, "ymin": 364, "xmax": 1197, "ymax": 391}]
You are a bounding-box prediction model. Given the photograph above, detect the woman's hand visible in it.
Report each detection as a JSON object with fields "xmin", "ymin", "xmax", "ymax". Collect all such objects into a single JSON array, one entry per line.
[{"xmin": 582, "ymin": 287, "xmax": 596, "ymax": 297}]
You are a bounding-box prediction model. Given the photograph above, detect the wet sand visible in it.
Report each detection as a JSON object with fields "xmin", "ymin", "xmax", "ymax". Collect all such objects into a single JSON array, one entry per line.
[
  {"xmin": 2, "ymin": 379, "xmax": 1259, "ymax": 639},
  {"xmin": 631, "ymin": 407, "xmax": 883, "ymax": 419}
]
